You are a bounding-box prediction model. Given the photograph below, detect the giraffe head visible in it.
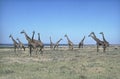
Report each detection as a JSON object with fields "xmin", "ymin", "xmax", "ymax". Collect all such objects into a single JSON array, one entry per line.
[
  {"xmin": 64, "ymin": 34, "xmax": 67, "ymax": 37},
  {"xmin": 20, "ymin": 30, "xmax": 25, "ymax": 34},
  {"xmin": 99, "ymin": 32, "xmax": 103, "ymax": 35},
  {"xmin": 60, "ymin": 38, "xmax": 62, "ymax": 40},
  {"xmin": 88, "ymin": 32, "xmax": 94, "ymax": 37},
  {"xmin": 33, "ymin": 31, "xmax": 35, "ymax": 34},
  {"xmin": 9, "ymin": 34, "xmax": 12, "ymax": 38},
  {"xmin": 90, "ymin": 32, "xmax": 95, "ymax": 35}
]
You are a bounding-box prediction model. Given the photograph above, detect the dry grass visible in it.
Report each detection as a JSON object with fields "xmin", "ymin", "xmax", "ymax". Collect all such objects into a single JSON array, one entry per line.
[{"xmin": 0, "ymin": 45, "xmax": 120, "ymax": 79}]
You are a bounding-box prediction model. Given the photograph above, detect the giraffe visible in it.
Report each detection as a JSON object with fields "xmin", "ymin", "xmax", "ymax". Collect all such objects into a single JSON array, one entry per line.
[
  {"xmin": 20, "ymin": 30, "xmax": 44, "ymax": 56},
  {"xmin": 31, "ymin": 31, "xmax": 44, "ymax": 54},
  {"xmin": 16, "ymin": 38, "xmax": 25, "ymax": 51},
  {"xmin": 88, "ymin": 32, "xmax": 106, "ymax": 52},
  {"xmin": 64, "ymin": 34, "xmax": 73, "ymax": 50},
  {"xmin": 31, "ymin": 31, "xmax": 44, "ymax": 55},
  {"xmin": 78, "ymin": 36, "xmax": 85, "ymax": 48},
  {"xmin": 54, "ymin": 38, "xmax": 62, "ymax": 50},
  {"xmin": 99, "ymin": 32, "xmax": 109, "ymax": 47},
  {"xmin": 9, "ymin": 34, "xmax": 19, "ymax": 52},
  {"xmin": 21, "ymin": 30, "xmax": 34, "ymax": 56},
  {"xmin": 49, "ymin": 36, "xmax": 54, "ymax": 49}
]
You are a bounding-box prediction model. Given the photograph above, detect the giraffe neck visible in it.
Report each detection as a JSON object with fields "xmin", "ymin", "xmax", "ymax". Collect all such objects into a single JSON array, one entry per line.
[
  {"xmin": 102, "ymin": 33, "xmax": 107, "ymax": 42},
  {"xmin": 81, "ymin": 36, "xmax": 85, "ymax": 42},
  {"xmin": 91, "ymin": 33, "xmax": 102, "ymax": 42},
  {"xmin": 101, "ymin": 33, "xmax": 109, "ymax": 46},
  {"xmin": 66, "ymin": 35, "xmax": 71, "ymax": 42},
  {"xmin": 92, "ymin": 33, "xmax": 97, "ymax": 38},
  {"xmin": 91, "ymin": 35, "xmax": 100, "ymax": 43},
  {"xmin": 17, "ymin": 39, "xmax": 22, "ymax": 44},
  {"xmin": 10, "ymin": 36, "xmax": 17, "ymax": 44},
  {"xmin": 38, "ymin": 34, "xmax": 41, "ymax": 41},
  {"xmin": 57, "ymin": 39, "xmax": 62, "ymax": 44},
  {"xmin": 23, "ymin": 32, "xmax": 31, "ymax": 42},
  {"xmin": 32, "ymin": 32, "xmax": 35, "ymax": 41},
  {"xmin": 50, "ymin": 37, "xmax": 53, "ymax": 43}
]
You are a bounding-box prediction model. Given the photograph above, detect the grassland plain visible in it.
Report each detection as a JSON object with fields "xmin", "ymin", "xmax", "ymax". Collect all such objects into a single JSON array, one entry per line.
[{"xmin": 0, "ymin": 45, "xmax": 120, "ymax": 79}]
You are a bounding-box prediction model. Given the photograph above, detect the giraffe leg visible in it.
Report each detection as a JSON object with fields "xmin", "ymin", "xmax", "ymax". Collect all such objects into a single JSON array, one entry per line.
[
  {"xmin": 35, "ymin": 48, "xmax": 38, "ymax": 55},
  {"xmin": 14, "ymin": 47, "xmax": 15, "ymax": 52},
  {"xmin": 23, "ymin": 46, "xmax": 25, "ymax": 51},
  {"xmin": 103, "ymin": 45, "xmax": 106, "ymax": 52},
  {"xmin": 41, "ymin": 49, "xmax": 43, "ymax": 55},
  {"xmin": 97, "ymin": 45, "xmax": 99, "ymax": 52},
  {"xmin": 22, "ymin": 46, "xmax": 23, "ymax": 51},
  {"xmin": 69, "ymin": 45, "xmax": 71, "ymax": 50},
  {"xmin": 14, "ymin": 46, "xmax": 18, "ymax": 56},
  {"xmin": 56, "ymin": 45, "xmax": 58, "ymax": 49},
  {"xmin": 103, "ymin": 47, "xmax": 105, "ymax": 52},
  {"xmin": 82, "ymin": 44, "xmax": 83, "ymax": 48},
  {"xmin": 54, "ymin": 45, "xmax": 56, "ymax": 50},
  {"xmin": 14, "ymin": 46, "xmax": 17, "ymax": 53},
  {"xmin": 71, "ymin": 45, "xmax": 73, "ymax": 50},
  {"xmin": 78, "ymin": 44, "xmax": 81, "ymax": 48},
  {"xmin": 68, "ymin": 45, "xmax": 70, "ymax": 49},
  {"xmin": 39, "ymin": 47, "xmax": 43, "ymax": 54},
  {"xmin": 29, "ymin": 46, "xmax": 32, "ymax": 56},
  {"xmin": 70, "ymin": 45, "xmax": 72, "ymax": 50}
]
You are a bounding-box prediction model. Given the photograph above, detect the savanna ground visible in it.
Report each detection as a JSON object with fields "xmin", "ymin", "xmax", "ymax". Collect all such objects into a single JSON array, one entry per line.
[{"xmin": 0, "ymin": 45, "xmax": 120, "ymax": 79}]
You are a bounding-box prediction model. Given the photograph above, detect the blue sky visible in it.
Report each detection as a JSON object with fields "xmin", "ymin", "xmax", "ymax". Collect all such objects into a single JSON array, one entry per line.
[{"xmin": 0, "ymin": 0, "xmax": 120, "ymax": 44}]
